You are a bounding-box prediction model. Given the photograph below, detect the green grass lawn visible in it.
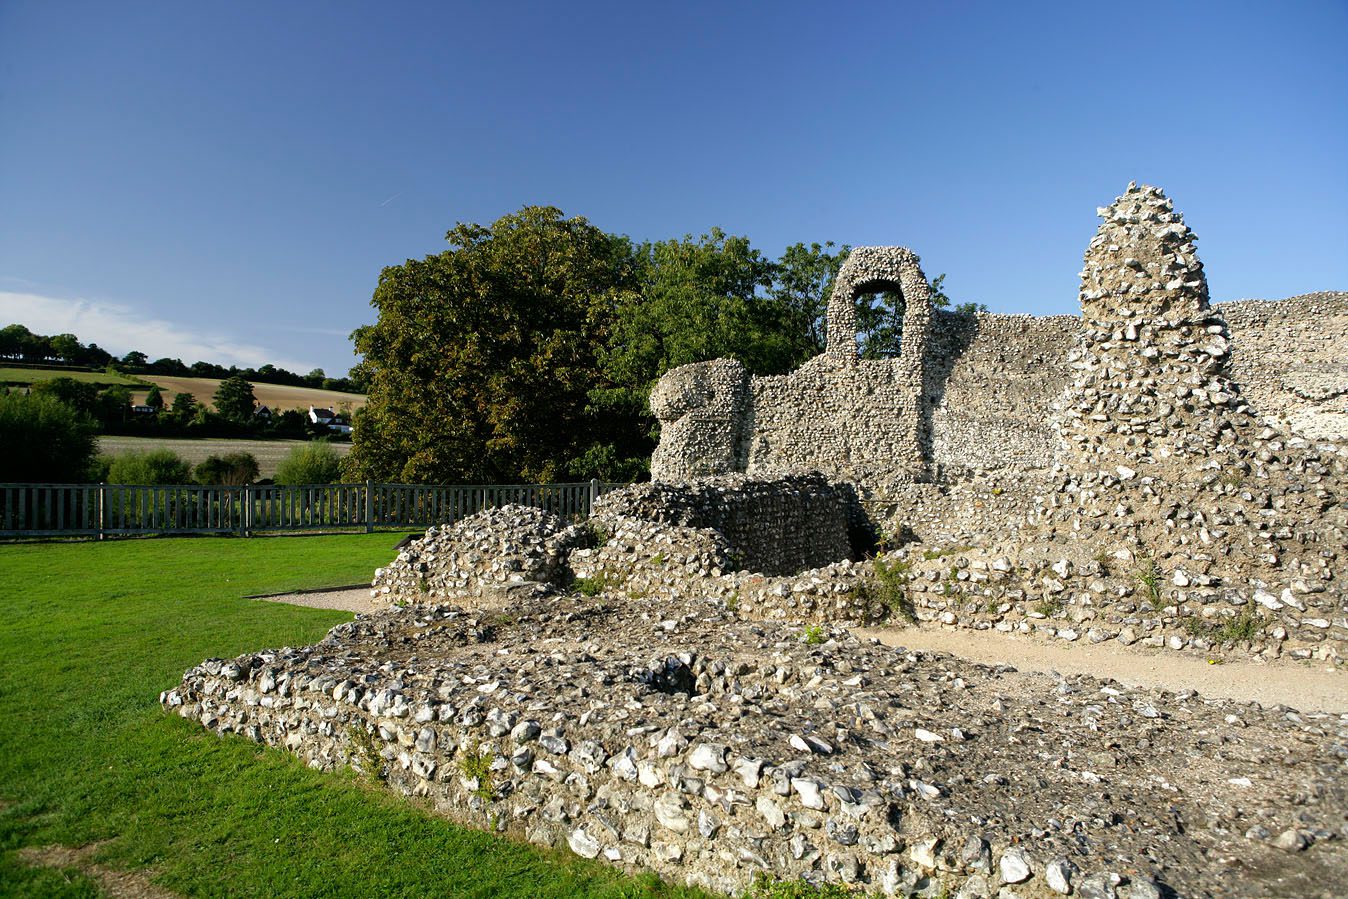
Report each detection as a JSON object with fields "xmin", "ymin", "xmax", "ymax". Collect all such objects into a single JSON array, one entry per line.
[
  {"xmin": 0, "ymin": 367, "xmax": 149, "ymax": 387},
  {"xmin": 0, "ymin": 536, "xmax": 710, "ymax": 898}
]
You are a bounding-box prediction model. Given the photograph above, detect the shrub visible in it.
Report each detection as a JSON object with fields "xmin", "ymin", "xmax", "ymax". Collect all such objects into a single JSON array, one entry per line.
[
  {"xmin": 195, "ymin": 452, "xmax": 259, "ymax": 486},
  {"xmin": 274, "ymin": 442, "xmax": 342, "ymax": 485},
  {"xmin": 0, "ymin": 392, "xmax": 99, "ymax": 482},
  {"xmin": 105, "ymin": 449, "xmax": 193, "ymax": 485}
]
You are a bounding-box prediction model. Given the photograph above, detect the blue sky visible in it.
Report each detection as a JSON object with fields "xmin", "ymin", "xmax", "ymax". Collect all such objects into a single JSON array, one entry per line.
[{"xmin": 1, "ymin": 0, "xmax": 1345, "ymax": 376}]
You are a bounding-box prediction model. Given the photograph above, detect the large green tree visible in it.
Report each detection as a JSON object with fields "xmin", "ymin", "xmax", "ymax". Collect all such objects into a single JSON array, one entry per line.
[
  {"xmin": 599, "ymin": 229, "xmax": 787, "ymax": 386},
  {"xmin": 345, "ymin": 206, "xmax": 640, "ymax": 484},
  {"xmin": 213, "ymin": 376, "xmax": 256, "ymax": 423}
]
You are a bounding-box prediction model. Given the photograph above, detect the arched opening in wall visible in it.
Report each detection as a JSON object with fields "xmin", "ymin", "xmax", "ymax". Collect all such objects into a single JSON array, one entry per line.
[{"xmin": 853, "ymin": 282, "xmax": 906, "ymax": 359}]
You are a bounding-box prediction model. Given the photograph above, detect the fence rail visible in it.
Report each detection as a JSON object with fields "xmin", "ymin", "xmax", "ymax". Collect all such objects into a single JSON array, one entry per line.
[{"xmin": 0, "ymin": 480, "xmax": 623, "ymax": 539}]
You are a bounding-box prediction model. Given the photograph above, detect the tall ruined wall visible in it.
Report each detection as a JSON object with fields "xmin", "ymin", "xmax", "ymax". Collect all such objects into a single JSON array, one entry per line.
[
  {"xmin": 650, "ymin": 268, "xmax": 1344, "ymax": 488},
  {"xmin": 1220, "ymin": 292, "xmax": 1348, "ymax": 443},
  {"xmin": 744, "ymin": 356, "xmax": 925, "ymax": 484},
  {"xmin": 925, "ymin": 312, "xmax": 1079, "ymax": 474}
]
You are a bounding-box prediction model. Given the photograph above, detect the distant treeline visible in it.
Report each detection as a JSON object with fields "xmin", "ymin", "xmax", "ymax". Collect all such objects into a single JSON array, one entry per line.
[{"xmin": 0, "ymin": 323, "xmax": 366, "ymax": 394}]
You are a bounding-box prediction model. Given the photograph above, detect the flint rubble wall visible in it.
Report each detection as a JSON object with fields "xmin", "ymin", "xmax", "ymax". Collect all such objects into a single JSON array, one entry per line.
[
  {"xmin": 924, "ymin": 312, "xmax": 1079, "ymax": 475},
  {"xmin": 651, "ymin": 292, "xmax": 1346, "ymax": 488},
  {"xmin": 1220, "ymin": 292, "xmax": 1348, "ymax": 443},
  {"xmin": 593, "ymin": 475, "xmax": 853, "ymax": 577}
]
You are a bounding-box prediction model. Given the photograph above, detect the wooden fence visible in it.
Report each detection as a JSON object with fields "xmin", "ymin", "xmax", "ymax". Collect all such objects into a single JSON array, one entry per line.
[{"xmin": 0, "ymin": 480, "xmax": 623, "ymax": 539}]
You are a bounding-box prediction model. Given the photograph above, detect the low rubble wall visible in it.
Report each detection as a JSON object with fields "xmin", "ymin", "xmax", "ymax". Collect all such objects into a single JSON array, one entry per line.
[
  {"xmin": 163, "ymin": 595, "xmax": 1348, "ymax": 897},
  {"xmin": 591, "ymin": 474, "xmax": 854, "ymax": 577}
]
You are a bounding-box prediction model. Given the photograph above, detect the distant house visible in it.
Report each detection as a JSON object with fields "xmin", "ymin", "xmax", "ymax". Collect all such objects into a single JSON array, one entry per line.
[{"xmin": 308, "ymin": 405, "xmax": 351, "ymax": 434}]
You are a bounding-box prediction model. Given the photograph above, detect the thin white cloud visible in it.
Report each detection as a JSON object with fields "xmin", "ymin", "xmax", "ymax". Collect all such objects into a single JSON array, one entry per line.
[{"xmin": 0, "ymin": 291, "xmax": 321, "ymax": 373}]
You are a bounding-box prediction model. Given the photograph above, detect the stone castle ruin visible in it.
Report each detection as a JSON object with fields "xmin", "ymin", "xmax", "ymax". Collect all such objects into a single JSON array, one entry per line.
[
  {"xmin": 651, "ymin": 190, "xmax": 1346, "ymax": 488},
  {"xmin": 164, "ymin": 186, "xmax": 1347, "ymax": 898}
]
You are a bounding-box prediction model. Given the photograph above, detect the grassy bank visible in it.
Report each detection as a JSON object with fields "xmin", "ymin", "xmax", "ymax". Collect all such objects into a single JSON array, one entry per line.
[
  {"xmin": 0, "ymin": 366, "xmax": 148, "ymax": 387},
  {"xmin": 0, "ymin": 536, "xmax": 706, "ymax": 897}
]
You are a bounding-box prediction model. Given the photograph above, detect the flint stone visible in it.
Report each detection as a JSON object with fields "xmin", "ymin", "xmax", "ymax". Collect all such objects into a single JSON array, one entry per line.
[{"xmin": 1000, "ymin": 847, "xmax": 1032, "ymax": 883}]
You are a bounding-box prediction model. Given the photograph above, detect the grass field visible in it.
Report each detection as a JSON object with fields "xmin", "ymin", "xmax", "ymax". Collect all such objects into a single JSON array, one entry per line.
[
  {"xmin": 0, "ymin": 367, "xmax": 148, "ymax": 387},
  {"xmin": 97, "ymin": 436, "xmax": 353, "ymax": 478},
  {"xmin": 0, "ymin": 366, "xmax": 365, "ymax": 414},
  {"xmin": 0, "ymin": 536, "xmax": 709, "ymax": 898}
]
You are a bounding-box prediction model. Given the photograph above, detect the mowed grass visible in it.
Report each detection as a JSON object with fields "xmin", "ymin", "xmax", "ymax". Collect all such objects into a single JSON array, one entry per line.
[
  {"xmin": 0, "ymin": 367, "xmax": 148, "ymax": 387},
  {"xmin": 0, "ymin": 536, "xmax": 710, "ymax": 898},
  {"xmin": 96, "ymin": 436, "xmax": 353, "ymax": 479}
]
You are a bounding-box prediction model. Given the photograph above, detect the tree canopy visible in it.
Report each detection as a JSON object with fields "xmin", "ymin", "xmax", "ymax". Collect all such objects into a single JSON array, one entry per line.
[
  {"xmin": 213, "ymin": 376, "xmax": 257, "ymax": 423},
  {"xmin": 347, "ymin": 207, "xmax": 638, "ymax": 484}
]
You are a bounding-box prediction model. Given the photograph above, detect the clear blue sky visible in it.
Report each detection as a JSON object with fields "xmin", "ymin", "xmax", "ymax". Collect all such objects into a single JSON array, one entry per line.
[{"xmin": 2, "ymin": 0, "xmax": 1345, "ymax": 375}]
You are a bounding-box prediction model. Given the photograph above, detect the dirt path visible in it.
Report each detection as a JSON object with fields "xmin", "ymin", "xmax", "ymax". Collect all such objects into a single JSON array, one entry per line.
[
  {"xmin": 18, "ymin": 843, "xmax": 177, "ymax": 898},
  {"xmin": 255, "ymin": 588, "xmax": 1346, "ymax": 714},
  {"xmin": 253, "ymin": 586, "xmax": 376, "ymax": 613},
  {"xmin": 858, "ymin": 625, "xmax": 1347, "ymax": 714}
]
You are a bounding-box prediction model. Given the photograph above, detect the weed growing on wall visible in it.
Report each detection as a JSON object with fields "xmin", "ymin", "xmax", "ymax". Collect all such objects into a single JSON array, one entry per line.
[
  {"xmin": 572, "ymin": 573, "xmax": 612, "ymax": 596},
  {"xmin": 347, "ymin": 724, "xmax": 385, "ymax": 781},
  {"xmin": 800, "ymin": 625, "xmax": 825, "ymax": 645},
  {"xmin": 860, "ymin": 557, "xmax": 915, "ymax": 622},
  {"xmin": 1035, "ymin": 594, "xmax": 1065, "ymax": 618},
  {"xmin": 458, "ymin": 740, "xmax": 495, "ymax": 802},
  {"xmin": 1184, "ymin": 608, "xmax": 1265, "ymax": 643},
  {"xmin": 1134, "ymin": 556, "xmax": 1164, "ymax": 609}
]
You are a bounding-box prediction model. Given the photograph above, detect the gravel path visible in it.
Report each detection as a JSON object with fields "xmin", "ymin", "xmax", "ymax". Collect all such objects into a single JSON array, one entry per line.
[
  {"xmin": 254, "ymin": 587, "xmax": 376, "ymax": 614},
  {"xmin": 858, "ymin": 624, "xmax": 1347, "ymax": 714},
  {"xmin": 257, "ymin": 589, "xmax": 1345, "ymax": 714}
]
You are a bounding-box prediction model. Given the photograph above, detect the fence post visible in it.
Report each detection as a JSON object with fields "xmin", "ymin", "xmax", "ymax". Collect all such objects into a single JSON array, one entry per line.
[
  {"xmin": 98, "ymin": 483, "xmax": 106, "ymax": 541},
  {"xmin": 364, "ymin": 480, "xmax": 374, "ymax": 533},
  {"xmin": 244, "ymin": 484, "xmax": 253, "ymax": 537},
  {"xmin": 588, "ymin": 478, "xmax": 599, "ymax": 513}
]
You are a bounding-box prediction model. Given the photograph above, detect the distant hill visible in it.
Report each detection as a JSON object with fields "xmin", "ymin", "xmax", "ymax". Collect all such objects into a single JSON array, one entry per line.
[
  {"xmin": 0, "ymin": 366, "xmax": 365, "ymax": 414},
  {"xmin": 126, "ymin": 375, "xmax": 366, "ymax": 414}
]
